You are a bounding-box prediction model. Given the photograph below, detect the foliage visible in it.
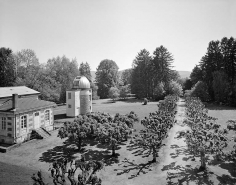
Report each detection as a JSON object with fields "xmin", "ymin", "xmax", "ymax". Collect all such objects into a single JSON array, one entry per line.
[
  {"xmin": 32, "ymin": 156, "xmax": 103, "ymax": 185},
  {"xmin": 108, "ymin": 87, "xmax": 120, "ymax": 101},
  {"xmin": 190, "ymin": 65, "xmax": 203, "ymax": 85},
  {"xmin": 119, "ymin": 85, "xmax": 131, "ymax": 99},
  {"xmin": 191, "ymin": 37, "xmax": 236, "ymax": 104},
  {"xmin": 58, "ymin": 112, "xmax": 139, "ymax": 153},
  {"xmin": 212, "ymin": 71, "xmax": 230, "ymax": 103},
  {"xmin": 47, "ymin": 56, "xmax": 80, "ymax": 103},
  {"xmin": 183, "ymin": 97, "xmax": 229, "ymax": 170},
  {"xmin": 131, "ymin": 46, "xmax": 174, "ymax": 99},
  {"xmin": 165, "ymin": 80, "xmax": 183, "ymax": 96},
  {"xmin": 225, "ymin": 120, "xmax": 236, "ymax": 161},
  {"xmin": 183, "ymin": 78, "xmax": 193, "ymax": 91},
  {"xmin": 95, "ymin": 59, "xmax": 119, "ymax": 99},
  {"xmin": 91, "ymin": 82, "xmax": 99, "ymax": 100},
  {"xmin": 153, "ymin": 82, "xmax": 165, "ymax": 100},
  {"xmin": 135, "ymin": 95, "xmax": 178, "ymax": 162},
  {"xmin": 0, "ymin": 47, "xmax": 16, "ymax": 87},
  {"xmin": 189, "ymin": 81, "xmax": 210, "ymax": 102},
  {"xmin": 121, "ymin": 69, "xmax": 133, "ymax": 86},
  {"xmin": 79, "ymin": 62, "xmax": 92, "ymax": 82}
]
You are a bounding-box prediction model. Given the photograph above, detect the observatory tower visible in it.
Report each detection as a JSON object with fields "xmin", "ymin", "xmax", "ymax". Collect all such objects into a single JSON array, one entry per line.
[{"xmin": 66, "ymin": 76, "xmax": 92, "ymax": 117}]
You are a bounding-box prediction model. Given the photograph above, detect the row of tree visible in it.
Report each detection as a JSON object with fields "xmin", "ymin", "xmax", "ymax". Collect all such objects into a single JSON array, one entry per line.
[
  {"xmin": 1, "ymin": 46, "xmax": 182, "ymax": 102},
  {"xmin": 0, "ymin": 48, "xmax": 98, "ymax": 103},
  {"xmin": 189, "ymin": 37, "xmax": 236, "ymax": 105},
  {"xmin": 95, "ymin": 46, "xmax": 183, "ymax": 100}
]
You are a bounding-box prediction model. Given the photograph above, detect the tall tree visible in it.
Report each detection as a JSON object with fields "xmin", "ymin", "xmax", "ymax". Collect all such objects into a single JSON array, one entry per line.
[
  {"xmin": 121, "ymin": 69, "xmax": 133, "ymax": 85},
  {"xmin": 0, "ymin": 47, "xmax": 16, "ymax": 87},
  {"xmin": 79, "ymin": 62, "xmax": 92, "ymax": 82},
  {"xmin": 131, "ymin": 49, "xmax": 152, "ymax": 98},
  {"xmin": 190, "ymin": 65, "xmax": 203, "ymax": 85},
  {"xmin": 95, "ymin": 59, "xmax": 119, "ymax": 99},
  {"xmin": 46, "ymin": 56, "xmax": 79, "ymax": 103},
  {"xmin": 13, "ymin": 49, "xmax": 41, "ymax": 89}
]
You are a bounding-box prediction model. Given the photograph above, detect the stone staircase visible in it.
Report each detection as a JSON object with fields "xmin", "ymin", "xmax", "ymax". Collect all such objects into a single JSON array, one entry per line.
[{"xmin": 33, "ymin": 127, "xmax": 51, "ymax": 139}]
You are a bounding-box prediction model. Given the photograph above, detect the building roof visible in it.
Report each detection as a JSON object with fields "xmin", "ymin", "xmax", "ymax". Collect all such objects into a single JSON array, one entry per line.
[
  {"xmin": 0, "ymin": 86, "xmax": 40, "ymax": 99},
  {"xmin": 0, "ymin": 98, "xmax": 56, "ymax": 114},
  {"xmin": 72, "ymin": 76, "xmax": 90, "ymax": 89}
]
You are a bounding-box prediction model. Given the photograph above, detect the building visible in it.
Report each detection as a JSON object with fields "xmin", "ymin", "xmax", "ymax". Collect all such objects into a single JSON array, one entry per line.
[
  {"xmin": 0, "ymin": 86, "xmax": 56, "ymax": 144},
  {"xmin": 66, "ymin": 76, "xmax": 92, "ymax": 117}
]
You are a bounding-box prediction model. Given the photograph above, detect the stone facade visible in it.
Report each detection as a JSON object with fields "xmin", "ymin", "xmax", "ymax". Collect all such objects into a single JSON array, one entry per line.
[{"xmin": 0, "ymin": 108, "xmax": 54, "ymax": 144}]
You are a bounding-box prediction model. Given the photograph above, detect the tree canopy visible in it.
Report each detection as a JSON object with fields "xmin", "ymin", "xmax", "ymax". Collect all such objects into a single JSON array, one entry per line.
[{"xmin": 95, "ymin": 59, "xmax": 119, "ymax": 99}]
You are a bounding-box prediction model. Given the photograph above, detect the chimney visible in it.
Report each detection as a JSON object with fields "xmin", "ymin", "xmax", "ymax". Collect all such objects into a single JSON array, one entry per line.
[{"xmin": 12, "ymin": 94, "xmax": 18, "ymax": 109}]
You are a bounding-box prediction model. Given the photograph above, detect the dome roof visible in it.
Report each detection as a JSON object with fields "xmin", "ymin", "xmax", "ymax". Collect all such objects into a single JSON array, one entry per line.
[{"xmin": 73, "ymin": 76, "xmax": 90, "ymax": 89}]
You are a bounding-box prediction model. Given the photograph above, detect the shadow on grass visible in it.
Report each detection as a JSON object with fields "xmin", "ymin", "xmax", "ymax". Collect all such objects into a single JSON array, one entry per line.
[
  {"xmin": 39, "ymin": 139, "xmax": 85, "ymax": 163},
  {"xmin": 204, "ymin": 103, "xmax": 236, "ymax": 111},
  {"xmin": 39, "ymin": 137, "xmax": 122, "ymax": 167},
  {"xmin": 114, "ymin": 158, "xmax": 154, "ymax": 179},
  {"xmin": 163, "ymin": 164, "xmax": 215, "ymax": 185},
  {"xmin": 126, "ymin": 140, "xmax": 152, "ymax": 159}
]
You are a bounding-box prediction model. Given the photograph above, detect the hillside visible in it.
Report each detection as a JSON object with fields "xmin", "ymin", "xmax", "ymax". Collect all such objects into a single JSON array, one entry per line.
[{"xmin": 91, "ymin": 70, "xmax": 191, "ymax": 81}]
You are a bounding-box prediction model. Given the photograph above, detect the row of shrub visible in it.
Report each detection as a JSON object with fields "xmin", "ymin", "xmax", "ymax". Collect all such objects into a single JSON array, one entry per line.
[
  {"xmin": 134, "ymin": 95, "xmax": 179, "ymax": 162},
  {"xmin": 183, "ymin": 96, "xmax": 235, "ymax": 171}
]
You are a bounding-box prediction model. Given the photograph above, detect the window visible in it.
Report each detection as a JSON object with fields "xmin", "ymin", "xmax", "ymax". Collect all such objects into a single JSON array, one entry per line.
[
  {"xmin": 7, "ymin": 133, "xmax": 12, "ymax": 137},
  {"xmin": 8, "ymin": 122, "xmax": 12, "ymax": 126},
  {"xmin": 7, "ymin": 117, "xmax": 12, "ymax": 120},
  {"xmin": 21, "ymin": 115, "xmax": 27, "ymax": 129},
  {"xmin": 45, "ymin": 110, "xmax": 50, "ymax": 121},
  {"xmin": 8, "ymin": 128, "xmax": 12, "ymax": 131},
  {"xmin": 1, "ymin": 117, "xmax": 6, "ymax": 130},
  {"xmin": 68, "ymin": 92, "xmax": 71, "ymax": 99},
  {"xmin": 68, "ymin": 104, "xmax": 71, "ymax": 108},
  {"xmin": 89, "ymin": 95, "xmax": 92, "ymax": 101}
]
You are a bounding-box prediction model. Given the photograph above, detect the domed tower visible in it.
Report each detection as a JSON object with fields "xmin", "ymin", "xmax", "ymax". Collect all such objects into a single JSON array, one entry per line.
[{"xmin": 66, "ymin": 76, "xmax": 92, "ymax": 117}]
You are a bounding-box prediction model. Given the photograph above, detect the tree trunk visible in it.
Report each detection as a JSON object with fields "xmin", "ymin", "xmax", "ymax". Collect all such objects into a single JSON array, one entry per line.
[
  {"xmin": 77, "ymin": 137, "xmax": 82, "ymax": 151},
  {"xmin": 199, "ymin": 150, "xmax": 206, "ymax": 171},
  {"xmin": 112, "ymin": 145, "xmax": 116, "ymax": 156},
  {"xmin": 152, "ymin": 147, "xmax": 157, "ymax": 162}
]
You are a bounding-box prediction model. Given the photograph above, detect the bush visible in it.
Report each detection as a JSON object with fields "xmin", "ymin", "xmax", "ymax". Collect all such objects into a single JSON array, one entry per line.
[
  {"xmin": 190, "ymin": 81, "xmax": 210, "ymax": 102},
  {"xmin": 119, "ymin": 85, "xmax": 131, "ymax": 99},
  {"xmin": 165, "ymin": 81, "xmax": 183, "ymax": 96},
  {"xmin": 153, "ymin": 82, "xmax": 165, "ymax": 100},
  {"xmin": 108, "ymin": 87, "xmax": 120, "ymax": 102}
]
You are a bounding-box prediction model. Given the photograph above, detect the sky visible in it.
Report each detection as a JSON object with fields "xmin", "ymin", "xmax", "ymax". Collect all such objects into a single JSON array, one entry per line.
[{"xmin": 0, "ymin": 0, "xmax": 236, "ymax": 72}]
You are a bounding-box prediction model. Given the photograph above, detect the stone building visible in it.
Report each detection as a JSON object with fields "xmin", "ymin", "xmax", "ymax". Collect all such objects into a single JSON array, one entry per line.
[
  {"xmin": 0, "ymin": 86, "xmax": 56, "ymax": 144},
  {"xmin": 66, "ymin": 76, "xmax": 92, "ymax": 117}
]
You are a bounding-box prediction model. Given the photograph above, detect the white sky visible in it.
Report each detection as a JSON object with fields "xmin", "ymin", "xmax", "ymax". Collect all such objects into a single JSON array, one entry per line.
[{"xmin": 0, "ymin": 0, "xmax": 236, "ymax": 71}]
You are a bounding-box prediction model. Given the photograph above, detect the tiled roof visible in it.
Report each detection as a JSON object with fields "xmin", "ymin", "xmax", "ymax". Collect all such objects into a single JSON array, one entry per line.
[
  {"xmin": 0, "ymin": 86, "xmax": 40, "ymax": 99},
  {"xmin": 0, "ymin": 98, "xmax": 56, "ymax": 114}
]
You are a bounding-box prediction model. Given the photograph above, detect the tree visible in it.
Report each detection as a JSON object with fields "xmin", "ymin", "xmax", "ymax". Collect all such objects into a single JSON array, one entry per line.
[
  {"xmin": 95, "ymin": 59, "xmax": 119, "ymax": 99},
  {"xmin": 183, "ymin": 78, "xmax": 192, "ymax": 91},
  {"xmin": 46, "ymin": 56, "xmax": 79, "ymax": 103},
  {"xmin": 79, "ymin": 62, "xmax": 92, "ymax": 82},
  {"xmin": 151, "ymin": 46, "xmax": 174, "ymax": 86},
  {"xmin": 131, "ymin": 49, "xmax": 152, "ymax": 98},
  {"xmin": 121, "ymin": 69, "xmax": 133, "ymax": 85},
  {"xmin": 183, "ymin": 97, "xmax": 229, "ymax": 171},
  {"xmin": 108, "ymin": 87, "xmax": 120, "ymax": 102},
  {"xmin": 190, "ymin": 65, "xmax": 203, "ymax": 85},
  {"xmin": 165, "ymin": 81, "xmax": 183, "ymax": 96},
  {"xmin": 135, "ymin": 95, "xmax": 177, "ymax": 162},
  {"xmin": 0, "ymin": 47, "xmax": 16, "ymax": 87},
  {"xmin": 212, "ymin": 71, "xmax": 230, "ymax": 103},
  {"xmin": 32, "ymin": 156, "xmax": 103, "ymax": 185},
  {"xmin": 119, "ymin": 85, "xmax": 131, "ymax": 99},
  {"xmin": 190, "ymin": 81, "xmax": 210, "ymax": 102},
  {"xmin": 14, "ymin": 49, "xmax": 41, "ymax": 88}
]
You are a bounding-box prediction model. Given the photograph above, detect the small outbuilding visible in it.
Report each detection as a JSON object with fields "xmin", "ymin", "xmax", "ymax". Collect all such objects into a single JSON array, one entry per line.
[
  {"xmin": 0, "ymin": 86, "xmax": 56, "ymax": 144},
  {"xmin": 66, "ymin": 76, "xmax": 92, "ymax": 117}
]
